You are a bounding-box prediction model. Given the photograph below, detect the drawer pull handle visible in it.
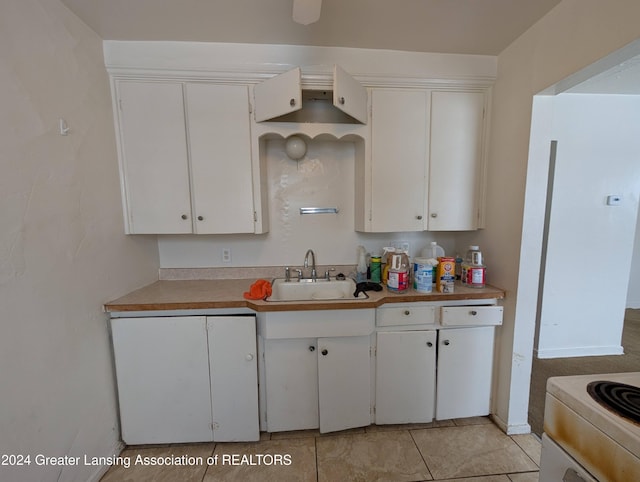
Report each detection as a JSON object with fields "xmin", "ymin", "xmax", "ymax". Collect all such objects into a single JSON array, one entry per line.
[
  {"xmin": 245, "ymin": 354, "xmax": 254, "ymax": 361},
  {"xmin": 321, "ymin": 349, "xmax": 328, "ymax": 356},
  {"xmin": 404, "ymin": 310, "xmax": 411, "ymax": 316},
  {"xmin": 443, "ymin": 340, "xmax": 450, "ymax": 346},
  {"xmin": 426, "ymin": 342, "xmax": 433, "ymax": 347},
  {"xmin": 309, "ymin": 346, "xmax": 316, "ymax": 352},
  {"xmin": 470, "ymin": 310, "xmax": 478, "ymax": 316},
  {"xmin": 290, "ymin": 98, "xmax": 296, "ymax": 107}
]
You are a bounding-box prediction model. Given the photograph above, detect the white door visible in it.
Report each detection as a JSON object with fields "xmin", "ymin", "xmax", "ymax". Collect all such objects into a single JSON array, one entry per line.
[
  {"xmin": 318, "ymin": 336, "xmax": 371, "ymax": 433},
  {"xmin": 253, "ymin": 67, "xmax": 302, "ymax": 122},
  {"xmin": 111, "ymin": 316, "xmax": 213, "ymax": 444},
  {"xmin": 436, "ymin": 326, "xmax": 495, "ymax": 420},
  {"xmin": 264, "ymin": 338, "xmax": 319, "ymax": 432},
  {"xmin": 428, "ymin": 91, "xmax": 485, "ymax": 230},
  {"xmin": 207, "ymin": 316, "xmax": 259, "ymax": 441},
  {"xmin": 375, "ymin": 331, "xmax": 436, "ymax": 424},
  {"xmin": 333, "ymin": 64, "xmax": 368, "ymax": 124},
  {"xmin": 370, "ymin": 89, "xmax": 429, "ymax": 232},
  {"xmin": 116, "ymin": 81, "xmax": 192, "ymax": 234},
  {"xmin": 185, "ymin": 84, "xmax": 255, "ymax": 234}
]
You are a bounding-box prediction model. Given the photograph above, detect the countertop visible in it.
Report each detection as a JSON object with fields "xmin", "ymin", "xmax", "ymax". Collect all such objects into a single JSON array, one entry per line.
[{"xmin": 104, "ymin": 279, "xmax": 505, "ymax": 313}]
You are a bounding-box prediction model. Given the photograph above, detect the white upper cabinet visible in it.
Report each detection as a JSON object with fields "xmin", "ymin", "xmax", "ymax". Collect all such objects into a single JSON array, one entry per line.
[
  {"xmin": 114, "ymin": 80, "xmax": 264, "ymax": 234},
  {"xmin": 253, "ymin": 67, "xmax": 302, "ymax": 122},
  {"xmin": 358, "ymin": 88, "xmax": 488, "ymax": 232},
  {"xmin": 253, "ymin": 65, "xmax": 368, "ymax": 124},
  {"xmin": 368, "ymin": 89, "xmax": 429, "ymax": 232},
  {"xmin": 185, "ymin": 83, "xmax": 255, "ymax": 234},
  {"xmin": 332, "ymin": 64, "xmax": 368, "ymax": 124},
  {"xmin": 116, "ymin": 81, "xmax": 193, "ymax": 234},
  {"xmin": 428, "ymin": 91, "xmax": 485, "ymax": 231}
]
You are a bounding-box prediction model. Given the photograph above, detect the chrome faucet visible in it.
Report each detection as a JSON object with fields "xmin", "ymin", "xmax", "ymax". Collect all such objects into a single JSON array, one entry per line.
[{"xmin": 304, "ymin": 249, "xmax": 317, "ymax": 281}]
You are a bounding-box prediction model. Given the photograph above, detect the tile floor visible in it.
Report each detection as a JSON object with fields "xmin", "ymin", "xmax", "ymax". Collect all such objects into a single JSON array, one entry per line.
[{"xmin": 100, "ymin": 417, "xmax": 540, "ymax": 482}]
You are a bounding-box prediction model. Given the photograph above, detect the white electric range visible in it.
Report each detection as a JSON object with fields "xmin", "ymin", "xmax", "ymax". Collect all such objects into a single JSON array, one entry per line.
[{"xmin": 540, "ymin": 372, "xmax": 640, "ymax": 482}]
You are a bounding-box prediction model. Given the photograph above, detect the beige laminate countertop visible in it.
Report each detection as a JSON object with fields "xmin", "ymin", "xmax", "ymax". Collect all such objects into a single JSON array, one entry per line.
[{"xmin": 104, "ymin": 279, "xmax": 505, "ymax": 313}]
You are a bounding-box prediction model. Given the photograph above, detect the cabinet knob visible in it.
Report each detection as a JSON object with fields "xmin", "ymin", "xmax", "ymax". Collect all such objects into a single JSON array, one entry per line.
[
  {"xmin": 430, "ymin": 213, "xmax": 438, "ymax": 218},
  {"xmin": 197, "ymin": 215, "xmax": 204, "ymax": 221},
  {"xmin": 245, "ymin": 353, "xmax": 254, "ymax": 361},
  {"xmin": 427, "ymin": 341, "xmax": 433, "ymax": 347},
  {"xmin": 181, "ymin": 214, "xmax": 188, "ymax": 220},
  {"xmin": 443, "ymin": 340, "xmax": 450, "ymax": 346},
  {"xmin": 309, "ymin": 346, "xmax": 316, "ymax": 352},
  {"xmin": 470, "ymin": 310, "xmax": 478, "ymax": 316},
  {"xmin": 290, "ymin": 98, "xmax": 296, "ymax": 107},
  {"xmin": 404, "ymin": 310, "xmax": 411, "ymax": 316},
  {"xmin": 321, "ymin": 349, "xmax": 328, "ymax": 356},
  {"xmin": 416, "ymin": 215, "xmax": 423, "ymax": 220},
  {"xmin": 339, "ymin": 96, "xmax": 345, "ymax": 105}
]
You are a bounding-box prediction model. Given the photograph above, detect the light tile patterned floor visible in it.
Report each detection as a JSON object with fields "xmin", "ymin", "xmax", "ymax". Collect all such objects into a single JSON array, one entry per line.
[{"xmin": 101, "ymin": 417, "xmax": 540, "ymax": 482}]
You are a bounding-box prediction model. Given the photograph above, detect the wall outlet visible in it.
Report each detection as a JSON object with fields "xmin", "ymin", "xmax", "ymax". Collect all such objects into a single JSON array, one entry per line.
[{"xmin": 222, "ymin": 248, "xmax": 232, "ymax": 263}]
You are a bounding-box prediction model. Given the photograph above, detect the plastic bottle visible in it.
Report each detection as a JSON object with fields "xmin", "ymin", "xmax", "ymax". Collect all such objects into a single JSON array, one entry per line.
[
  {"xmin": 461, "ymin": 245, "xmax": 486, "ymax": 288},
  {"xmin": 381, "ymin": 247, "xmax": 396, "ymax": 285},
  {"xmin": 422, "ymin": 241, "xmax": 445, "ymax": 259},
  {"xmin": 356, "ymin": 246, "xmax": 368, "ymax": 282},
  {"xmin": 387, "ymin": 250, "xmax": 410, "ymax": 293},
  {"xmin": 422, "ymin": 241, "xmax": 445, "ymax": 286}
]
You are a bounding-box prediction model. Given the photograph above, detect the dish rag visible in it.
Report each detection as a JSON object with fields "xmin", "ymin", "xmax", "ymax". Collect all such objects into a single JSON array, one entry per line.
[{"xmin": 243, "ymin": 279, "xmax": 273, "ymax": 300}]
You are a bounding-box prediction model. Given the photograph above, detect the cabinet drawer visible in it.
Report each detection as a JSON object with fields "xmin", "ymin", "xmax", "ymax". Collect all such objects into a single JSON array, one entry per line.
[
  {"xmin": 440, "ymin": 306, "xmax": 503, "ymax": 327},
  {"xmin": 377, "ymin": 304, "xmax": 436, "ymax": 327}
]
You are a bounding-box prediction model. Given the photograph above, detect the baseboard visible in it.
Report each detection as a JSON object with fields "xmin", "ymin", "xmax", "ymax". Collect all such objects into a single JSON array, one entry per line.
[
  {"xmin": 490, "ymin": 413, "xmax": 531, "ymax": 435},
  {"xmin": 86, "ymin": 440, "xmax": 126, "ymax": 482},
  {"xmin": 535, "ymin": 345, "xmax": 624, "ymax": 359}
]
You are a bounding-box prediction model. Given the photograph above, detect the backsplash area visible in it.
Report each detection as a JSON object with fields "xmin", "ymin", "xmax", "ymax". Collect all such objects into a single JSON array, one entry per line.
[{"xmin": 158, "ymin": 138, "xmax": 457, "ymax": 268}]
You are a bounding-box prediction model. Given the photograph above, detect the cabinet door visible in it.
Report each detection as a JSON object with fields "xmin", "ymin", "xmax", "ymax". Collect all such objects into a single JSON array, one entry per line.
[
  {"xmin": 369, "ymin": 89, "xmax": 429, "ymax": 232},
  {"xmin": 111, "ymin": 316, "xmax": 213, "ymax": 444},
  {"xmin": 264, "ymin": 338, "xmax": 319, "ymax": 432},
  {"xmin": 116, "ymin": 81, "xmax": 192, "ymax": 234},
  {"xmin": 185, "ymin": 84, "xmax": 255, "ymax": 234},
  {"xmin": 375, "ymin": 331, "xmax": 436, "ymax": 424},
  {"xmin": 253, "ymin": 67, "xmax": 302, "ymax": 122},
  {"xmin": 318, "ymin": 336, "xmax": 371, "ymax": 433},
  {"xmin": 333, "ymin": 65, "xmax": 368, "ymax": 124},
  {"xmin": 207, "ymin": 316, "xmax": 259, "ymax": 441},
  {"xmin": 436, "ymin": 326, "xmax": 495, "ymax": 420},
  {"xmin": 428, "ymin": 91, "xmax": 485, "ymax": 231}
]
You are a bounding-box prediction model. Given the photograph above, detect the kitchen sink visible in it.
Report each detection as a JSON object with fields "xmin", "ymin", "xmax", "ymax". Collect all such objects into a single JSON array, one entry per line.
[{"xmin": 267, "ymin": 278, "xmax": 368, "ymax": 302}]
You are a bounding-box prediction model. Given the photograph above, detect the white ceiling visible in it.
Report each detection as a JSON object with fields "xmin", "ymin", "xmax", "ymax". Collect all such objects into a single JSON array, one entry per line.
[{"xmin": 60, "ymin": 0, "xmax": 562, "ymax": 56}]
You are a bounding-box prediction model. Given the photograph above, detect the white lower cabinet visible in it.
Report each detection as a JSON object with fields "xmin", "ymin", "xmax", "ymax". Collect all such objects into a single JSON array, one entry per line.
[
  {"xmin": 435, "ymin": 326, "xmax": 495, "ymax": 420},
  {"xmin": 111, "ymin": 315, "xmax": 259, "ymax": 444},
  {"xmin": 375, "ymin": 330, "xmax": 437, "ymax": 424},
  {"xmin": 263, "ymin": 335, "xmax": 372, "ymax": 433}
]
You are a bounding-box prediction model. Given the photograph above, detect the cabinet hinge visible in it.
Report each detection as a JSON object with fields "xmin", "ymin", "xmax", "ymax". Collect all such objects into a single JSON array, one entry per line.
[
  {"xmin": 253, "ymin": 211, "xmax": 258, "ymax": 222},
  {"xmin": 370, "ymin": 346, "xmax": 376, "ymax": 357},
  {"xmin": 119, "ymin": 99, "xmax": 123, "ymax": 111},
  {"xmin": 371, "ymin": 405, "xmax": 376, "ymax": 416}
]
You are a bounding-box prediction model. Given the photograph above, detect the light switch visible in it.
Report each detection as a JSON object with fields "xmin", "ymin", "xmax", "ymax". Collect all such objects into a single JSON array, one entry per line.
[{"xmin": 606, "ymin": 195, "xmax": 622, "ymax": 206}]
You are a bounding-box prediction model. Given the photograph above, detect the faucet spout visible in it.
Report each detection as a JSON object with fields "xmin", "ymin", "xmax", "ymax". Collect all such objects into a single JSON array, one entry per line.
[{"xmin": 304, "ymin": 249, "xmax": 317, "ymax": 281}]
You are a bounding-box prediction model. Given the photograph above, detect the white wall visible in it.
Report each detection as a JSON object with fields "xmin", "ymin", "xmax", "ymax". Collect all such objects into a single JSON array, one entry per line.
[
  {"xmin": 536, "ymin": 94, "xmax": 640, "ymax": 358},
  {"xmin": 626, "ymin": 206, "xmax": 640, "ymax": 307},
  {"xmin": 477, "ymin": 0, "xmax": 640, "ymax": 434},
  {"xmin": 0, "ymin": 1, "xmax": 159, "ymax": 481}
]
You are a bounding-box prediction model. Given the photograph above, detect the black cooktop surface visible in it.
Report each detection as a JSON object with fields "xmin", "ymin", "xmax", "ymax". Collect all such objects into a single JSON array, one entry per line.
[{"xmin": 587, "ymin": 380, "xmax": 640, "ymax": 425}]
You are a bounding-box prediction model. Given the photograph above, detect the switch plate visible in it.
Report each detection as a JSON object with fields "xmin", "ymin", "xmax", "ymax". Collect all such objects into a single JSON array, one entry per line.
[
  {"xmin": 606, "ymin": 195, "xmax": 622, "ymax": 206},
  {"xmin": 222, "ymin": 248, "xmax": 232, "ymax": 263}
]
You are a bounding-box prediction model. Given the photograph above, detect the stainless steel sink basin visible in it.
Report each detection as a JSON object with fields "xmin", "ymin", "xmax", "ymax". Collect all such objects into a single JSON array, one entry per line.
[{"xmin": 267, "ymin": 278, "xmax": 368, "ymax": 302}]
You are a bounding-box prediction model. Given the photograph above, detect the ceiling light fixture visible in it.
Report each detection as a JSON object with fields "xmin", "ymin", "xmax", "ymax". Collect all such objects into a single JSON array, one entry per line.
[{"xmin": 292, "ymin": 0, "xmax": 322, "ymax": 25}]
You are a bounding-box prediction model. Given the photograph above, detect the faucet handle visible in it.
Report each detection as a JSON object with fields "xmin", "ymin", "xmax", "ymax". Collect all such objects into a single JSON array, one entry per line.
[
  {"xmin": 284, "ymin": 266, "xmax": 290, "ymax": 282},
  {"xmin": 294, "ymin": 269, "xmax": 303, "ymax": 281},
  {"xmin": 325, "ymin": 267, "xmax": 336, "ymax": 281}
]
